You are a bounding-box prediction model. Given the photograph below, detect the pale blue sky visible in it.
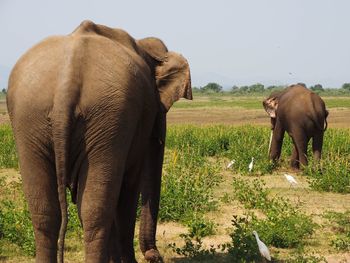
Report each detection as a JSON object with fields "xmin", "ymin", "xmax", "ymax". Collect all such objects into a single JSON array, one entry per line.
[{"xmin": 1, "ymin": 0, "xmax": 349, "ymax": 89}]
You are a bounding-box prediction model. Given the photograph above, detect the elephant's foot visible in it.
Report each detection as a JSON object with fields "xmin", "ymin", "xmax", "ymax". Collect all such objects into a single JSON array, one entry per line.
[
  {"xmin": 144, "ymin": 249, "xmax": 163, "ymax": 263},
  {"xmin": 35, "ymin": 246, "xmax": 57, "ymax": 263}
]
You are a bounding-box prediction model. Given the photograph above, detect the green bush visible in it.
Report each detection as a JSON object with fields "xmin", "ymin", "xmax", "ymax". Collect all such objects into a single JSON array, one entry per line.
[
  {"xmin": 168, "ymin": 233, "xmax": 217, "ymax": 259},
  {"xmin": 186, "ymin": 216, "xmax": 216, "ymax": 238},
  {"xmin": 168, "ymin": 216, "xmax": 218, "ymax": 259},
  {"xmin": 0, "ymin": 178, "xmax": 35, "ymax": 256},
  {"xmin": 324, "ymin": 210, "xmax": 350, "ymax": 251},
  {"xmin": 305, "ymin": 129, "xmax": 350, "ymax": 193},
  {"xmin": 0, "ymin": 177, "xmax": 82, "ymax": 256},
  {"xmin": 0, "ymin": 125, "xmax": 18, "ymax": 169},
  {"xmin": 159, "ymin": 148, "xmax": 221, "ymax": 222},
  {"xmin": 232, "ymin": 178, "xmax": 316, "ymax": 248},
  {"xmin": 227, "ymin": 214, "xmax": 261, "ymax": 261}
]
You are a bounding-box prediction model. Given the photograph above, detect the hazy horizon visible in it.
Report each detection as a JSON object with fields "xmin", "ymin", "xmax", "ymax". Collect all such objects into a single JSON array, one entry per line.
[{"xmin": 1, "ymin": 0, "xmax": 349, "ymax": 89}]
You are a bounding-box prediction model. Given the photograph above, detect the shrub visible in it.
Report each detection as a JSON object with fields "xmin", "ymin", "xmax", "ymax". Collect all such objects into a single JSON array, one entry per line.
[
  {"xmin": 324, "ymin": 210, "xmax": 350, "ymax": 251},
  {"xmin": 0, "ymin": 179, "xmax": 35, "ymax": 256},
  {"xmin": 227, "ymin": 213, "xmax": 261, "ymax": 261},
  {"xmin": 159, "ymin": 148, "xmax": 221, "ymax": 222},
  {"xmin": 186, "ymin": 216, "xmax": 216, "ymax": 238},
  {"xmin": 232, "ymin": 178, "xmax": 316, "ymax": 248},
  {"xmin": 0, "ymin": 125, "xmax": 18, "ymax": 169},
  {"xmin": 305, "ymin": 129, "xmax": 350, "ymax": 193}
]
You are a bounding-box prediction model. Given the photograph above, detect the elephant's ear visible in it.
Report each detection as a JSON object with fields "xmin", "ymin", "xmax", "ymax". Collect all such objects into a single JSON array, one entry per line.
[
  {"xmin": 263, "ymin": 97, "xmax": 278, "ymax": 118},
  {"xmin": 138, "ymin": 38, "xmax": 192, "ymax": 112},
  {"xmin": 155, "ymin": 52, "xmax": 192, "ymax": 111}
]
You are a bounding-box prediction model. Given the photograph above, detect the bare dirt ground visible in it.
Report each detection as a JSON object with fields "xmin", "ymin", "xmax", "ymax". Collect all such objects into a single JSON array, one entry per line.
[
  {"xmin": 168, "ymin": 107, "xmax": 350, "ymax": 128},
  {"xmin": 1, "ymin": 102, "xmax": 349, "ymax": 128}
]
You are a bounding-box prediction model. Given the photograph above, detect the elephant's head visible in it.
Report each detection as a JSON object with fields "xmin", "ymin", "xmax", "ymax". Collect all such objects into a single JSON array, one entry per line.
[
  {"xmin": 137, "ymin": 37, "xmax": 192, "ymax": 112},
  {"xmin": 263, "ymin": 91, "xmax": 283, "ymax": 130},
  {"xmin": 263, "ymin": 96, "xmax": 278, "ymax": 119}
]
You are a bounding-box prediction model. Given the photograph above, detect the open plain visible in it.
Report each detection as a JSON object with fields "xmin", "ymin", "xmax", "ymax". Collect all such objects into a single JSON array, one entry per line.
[{"xmin": 0, "ymin": 93, "xmax": 350, "ymax": 262}]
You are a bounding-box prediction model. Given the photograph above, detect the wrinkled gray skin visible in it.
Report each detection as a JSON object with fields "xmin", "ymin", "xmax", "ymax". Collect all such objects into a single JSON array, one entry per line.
[
  {"xmin": 6, "ymin": 20, "xmax": 192, "ymax": 263},
  {"xmin": 263, "ymin": 85, "xmax": 328, "ymax": 169}
]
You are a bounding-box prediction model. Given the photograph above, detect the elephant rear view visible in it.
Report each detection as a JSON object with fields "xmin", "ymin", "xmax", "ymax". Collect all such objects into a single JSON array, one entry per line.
[
  {"xmin": 7, "ymin": 20, "xmax": 192, "ymax": 263},
  {"xmin": 263, "ymin": 84, "xmax": 328, "ymax": 169}
]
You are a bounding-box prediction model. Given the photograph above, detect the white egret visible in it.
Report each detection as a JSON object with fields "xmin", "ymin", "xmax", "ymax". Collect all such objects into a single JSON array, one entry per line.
[
  {"xmin": 284, "ymin": 174, "xmax": 298, "ymax": 186},
  {"xmin": 253, "ymin": 230, "xmax": 271, "ymax": 261},
  {"xmin": 226, "ymin": 159, "xmax": 235, "ymax": 169},
  {"xmin": 248, "ymin": 157, "xmax": 254, "ymax": 172}
]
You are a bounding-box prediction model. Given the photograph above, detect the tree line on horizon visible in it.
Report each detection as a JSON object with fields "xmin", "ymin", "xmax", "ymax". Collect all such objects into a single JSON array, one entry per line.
[
  {"xmin": 2, "ymin": 83, "xmax": 350, "ymax": 97},
  {"xmin": 193, "ymin": 82, "xmax": 350, "ymax": 94}
]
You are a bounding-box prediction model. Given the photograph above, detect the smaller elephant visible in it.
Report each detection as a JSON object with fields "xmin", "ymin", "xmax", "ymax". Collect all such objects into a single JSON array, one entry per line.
[{"xmin": 263, "ymin": 84, "xmax": 328, "ymax": 169}]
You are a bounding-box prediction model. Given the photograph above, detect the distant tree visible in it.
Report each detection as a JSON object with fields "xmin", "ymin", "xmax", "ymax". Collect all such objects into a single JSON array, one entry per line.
[
  {"xmin": 240, "ymin": 86, "xmax": 249, "ymax": 92},
  {"xmin": 310, "ymin": 84, "xmax": 324, "ymax": 92},
  {"xmin": 248, "ymin": 83, "xmax": 264, "ymax": 93},
  {"xmin": 266, "ymin": 85, "xmax": 277, "ymax": 90},
  {"xmin": 342, "ymin": 83, "xmax": 350, "ymax": 91},
  {"xmin": 201, "ymin": 82, "xmax": 223, "ymax": 93},
  {"xmin": 231, "ymin": 85, "xmax": 239, "ymax": 93},
  {"xmin": 192, "ymin": 86, "xmax": 201, "ymax": 92},
  {"xmin": 1, "ymin": 88, "xmax": 6, "ymax": 94}
]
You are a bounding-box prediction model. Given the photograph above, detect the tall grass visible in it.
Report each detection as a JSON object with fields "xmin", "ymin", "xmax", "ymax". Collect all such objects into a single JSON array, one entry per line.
[
  {"xmin": 159, "ymin": 148, "xmax": 221, "ymax": 222},
  {"xmin": 166, "ymin": 125, "xmax": 293, "ymax": 174},
  {"xmin": 0, "ymin": 124, "xmax": 18, "ymax": 169},
  {"xmin": 305, "ymin": 129, "xmax": 350, "ymax": 193}
]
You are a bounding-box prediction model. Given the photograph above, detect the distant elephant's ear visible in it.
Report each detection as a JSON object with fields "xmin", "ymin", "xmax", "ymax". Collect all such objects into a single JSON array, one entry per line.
[
  {"xmin": 263, "ymin": 97, "xmax": 278, "ymax": 118},
  {"xmin": 138, "ymin": 38, "xmax": 192, "ymax": 112}
]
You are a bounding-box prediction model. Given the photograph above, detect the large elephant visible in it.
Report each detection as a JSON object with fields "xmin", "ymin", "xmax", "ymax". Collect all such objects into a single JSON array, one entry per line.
[
  {"xmin": 6, "ymin": 20, "xmax": 192, "ymax": 263},
  {"xmin": 263, "ymin": 84, "xmax": 328, "ymax": 169}
]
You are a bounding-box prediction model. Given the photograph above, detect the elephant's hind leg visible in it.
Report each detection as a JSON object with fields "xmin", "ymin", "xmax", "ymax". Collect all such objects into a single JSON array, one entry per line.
[
  {"xmin": 292, "ymin": 129, "xmax": 310, "ymax": 168},
  {"xmin": 312, "ymin": 131, "xmax": 324, "ymax": 162},
  {"xmin": 16, "ymin": 141, "xmax": 60, "ymax": 263},
  {"xmin": 115, "ymin": 168, "xmax": 142, "ymax": 263},
  {"xmin": 290, "ymin": 144, "xmax": 300, "ymax": 169},
  {"xmin": 77, "ymin": 160, "xmax": 124, "ymax": 263}
]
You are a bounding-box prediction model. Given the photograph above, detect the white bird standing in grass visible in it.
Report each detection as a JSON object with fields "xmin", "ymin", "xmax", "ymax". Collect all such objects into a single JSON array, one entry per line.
[
  {"xmin": 226, "ymin": 159, "xmax": 235, "ymax": 169},
  {"xmin": 248, "ymin": 157, "xmax": 254, "ymax": 172},
  {"xmin": 284, "ymin": 173, "xmax": 298, "ymax": 186},
  {"xmin": 253, "ymin": 230, "xmax": 271, "ymax": 261}
]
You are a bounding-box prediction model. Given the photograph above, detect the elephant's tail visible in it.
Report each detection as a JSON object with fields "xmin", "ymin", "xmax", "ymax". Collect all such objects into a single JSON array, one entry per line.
[
  {"xmin": 324, "ymin": 109, "xmax": 329, "ymax": 131},
  {"xmin": 51, "ymin": 46, "xmax": 81, "ymax": 263},
  {"xmin": 52, "ymin": 104, "xmax": 71, "ymax": 263},
  {"xmin": 52, "ymin": 97, "xmax": 79, "ymax": 263}
]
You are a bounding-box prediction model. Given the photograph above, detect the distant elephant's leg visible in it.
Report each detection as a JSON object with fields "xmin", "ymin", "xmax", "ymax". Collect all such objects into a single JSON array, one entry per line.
[
  {"xmin": 290, "ymin": 143, "xmax": 299, "ymax": 169},
  {"xmin": 312, "ymin": 131, "xmax": 324, "ymax": 162},
  {"xmin": 293, "ymin": 130, "xmax": 309, "ymax": 168},
  {"xmin": 77, "ymin": 159, "xmax": 123, "ymax": 263},
  {"xmin": 269, "ymin": 119, "xmax": 285, "ymax": 161},
  {"xmin": 16, "ymin": 142, "xmax": 60, "ymax": 263}
]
